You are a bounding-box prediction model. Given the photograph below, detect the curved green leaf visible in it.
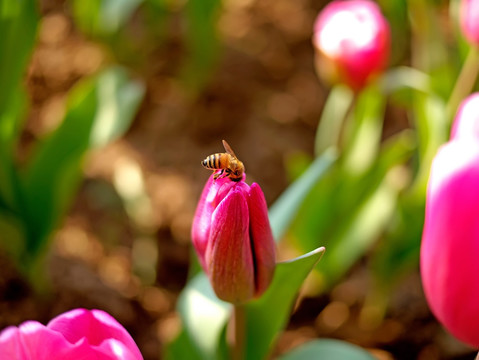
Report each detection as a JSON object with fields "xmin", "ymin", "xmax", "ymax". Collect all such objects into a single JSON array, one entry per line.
[
  {"xmin": 71, "ymin": 0, "xmax": 144, "ymax": 36},
  {"xmin": 20, "ymin": 66, "xmax": 144, "ymax": 257},
  {"xmin": 243, "ymin": 247, "xmax": 326, "ymax": 360},
  {"xmin": 177, "ymin": 273, "xmax": 231, "ymax": 360},
  {"xmin": 269, "ymin": 149, "xmax": 337, "ymax": 243},
  {"xmin": 90, "ymin": 66, "xmax": 145, "ymax": 147},
  {"xmin": 0, "ymin": 0, "xmax": 38, "ymax": 210}
]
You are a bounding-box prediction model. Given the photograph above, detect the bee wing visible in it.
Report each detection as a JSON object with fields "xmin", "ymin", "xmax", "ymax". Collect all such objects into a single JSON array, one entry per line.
[{"xmin": 222, "ymin": 140, "xmax": 238, "ymax": 159}]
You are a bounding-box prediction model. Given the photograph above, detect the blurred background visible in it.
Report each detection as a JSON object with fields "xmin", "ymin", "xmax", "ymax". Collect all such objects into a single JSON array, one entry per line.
[{"xmin": 0, "ymin": 0, "xmax": 476, "ymax": 359}]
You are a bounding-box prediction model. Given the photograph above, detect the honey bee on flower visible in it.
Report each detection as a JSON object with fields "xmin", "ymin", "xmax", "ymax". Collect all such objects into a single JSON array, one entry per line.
[{"xmin": 201, "ymin": 140, "xmax": 245, "ymax": 182}]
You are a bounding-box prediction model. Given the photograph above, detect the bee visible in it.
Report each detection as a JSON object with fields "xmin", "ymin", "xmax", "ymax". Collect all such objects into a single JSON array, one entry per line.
[{"xmin": 201, "ymin": 140, "xmax": 245, "ymax": 182}]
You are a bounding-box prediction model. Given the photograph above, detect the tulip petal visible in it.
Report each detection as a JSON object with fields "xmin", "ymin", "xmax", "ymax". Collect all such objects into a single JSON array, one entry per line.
[
  {"xmin": 95, "ymin": 339, "xmax": 142, "ymax": 360},
  {"xmin": 0, "ymin": 321, "xmax": 100, "ymax": 360},
  {"xmin": 450, "ymin": 93, "xmax": 479, "ymax": 141},
  {"xmin": 192, "ymin": 175, "xmax": 236, "ymax": 271},
  {"xmin": 48, "ymin": 309, "xmax": 143, "ymax": 360},
  {"xmin": 206, "ymin": 188, "xmax": 255, "ymax": 303},
  {"xmin": 313, "ymin": 0, "xmax": 390, "ymax": 91},
  {"xmin": 0, "ymin": 326, "xmax": 28, "ymax": 360},
  {"xmin": 421, "ymin": 141, "xmax": 479, "ymax": 347},
  {"xmin": 248, "ymin": 183, "xmax": 276, "ymax": 297},
  {"xmin": 460, "ymin": 0, "xmax": 479, "ymax": 45}
]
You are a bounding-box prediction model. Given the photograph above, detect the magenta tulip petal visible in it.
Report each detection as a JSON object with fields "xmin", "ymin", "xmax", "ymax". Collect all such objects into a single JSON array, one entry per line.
[
  {"xmin": 421, "ymin": 141, "xmax": 479, "ymax": 348},
  {"xmin": 94, "ymin": 339, "xmax": 142, "ymax": 360},
  {"xmin": 0, "ymin": 321, "xmax": 97, "ymax": 360},
  {"xmin": 192, "ymin": 175, "xmax": 236, "ymax": 270},
  {"xmin": 192, "ymin": 168, "xmax": 276, "ymax": 303},
  {"xmin": 248, "ymin": 183, "xmax": 276, "ymax": 296},
  {"xmin": 47, "ymin": 309, "xmax": 142, "ymax": 360},
  {"xmin": 191, "ymin": 175, "xmax": 216, "ymax": 269},
  {"xmin": 313, "ymin": 0, "xmax": 390, "ymax": 91},
  {"xmin": 0, "ymin": 326, "xmax": 28, "ymax": 360},
  {"xmin": 450, "ymin": 93, "xmax": 479, "ymax": 141},
  {"xmin": 460, "ymin": 0, "xmax": 479, "ymax": 45},
  {"xmin": 0, "ymin": 309, "xmax": 143, "ymax": 360},
  {"xmin": 206, "ymin": 188, "xmax": 255, "ymax": 303}
]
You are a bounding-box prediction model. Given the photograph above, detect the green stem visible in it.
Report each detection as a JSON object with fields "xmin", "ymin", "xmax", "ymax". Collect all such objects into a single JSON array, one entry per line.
[
  {"xmin": 314, "ymin": 85, "xmax": 355, "ymax": 157},
  {"xmin": 233, "ymin": 305, "xmax": 245, "ymax": 360},
  {"xmin": 446, "ymin": 46, "xmax": 479, "ymax": 121}
]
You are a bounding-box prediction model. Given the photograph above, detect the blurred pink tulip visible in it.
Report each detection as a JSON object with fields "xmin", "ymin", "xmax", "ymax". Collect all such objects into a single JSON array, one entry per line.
[
  {"xmin": 421, "ymin": 137, "xmax": 479, "ymax": 347},
  {"xmin": 460, "ymin": 0, "xmax": 479, "ymax": 46},
  {"xmin": 0, "ymin": 308, "xmax": 143, "ymax": 360},
  {"xmin": 450, "ymin": 93, "xmax": 479, "ymax": 141},
  {"xmin": 192, "ymin": 174, "xmax": 276, "ymax": 304},
  {"xmin": 313, "ymin": 0, "xmax": 390, "ymax": 91}
]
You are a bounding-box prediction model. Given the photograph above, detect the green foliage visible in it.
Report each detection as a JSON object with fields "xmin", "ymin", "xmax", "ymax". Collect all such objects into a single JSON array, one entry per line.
[
  {"xmin": 0, "ymin": 0, "xmax": 145, "ymax": 282},
  {"xmin": 0, "ymin": 65, "xmax": 144, "ymax": 282},
  {"xmin": 176, "ymin": 273, "xmax": 231, "ymax": 360},
  {"xmin": 69, "ymin": 0, "xmax": 222, "ymax": 92},
  {"xmin": 71, "ymin": 0, "xmax": 144, "ymax": 37},
  {"xmin": 279, "ymin": 339, "xmax": 375, "ymax": 360},
  {"xmin": 0, "ymin": 0, "xmax": 38, "ymax": 210},
  {"xmin": 269, "ymin": 149, "xmax": 337, "ymax": 242},
  {"xmin": 19, "ymin": 67, "xmax": 144, "ymax": 260},
  {"xmin": 243, "ymin": 247, "xmax": 325, "ymax": 360},
  {"xmin": 181, "ymin": 0, "xmax": 221, "ymax": 92},
  {"xmin": 169, "ymin": 247, "xmax": 326, "ymax": 360}
]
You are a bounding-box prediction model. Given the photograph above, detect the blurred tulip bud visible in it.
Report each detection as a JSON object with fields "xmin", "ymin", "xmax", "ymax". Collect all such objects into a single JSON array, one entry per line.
[
  {"xmin": 450, "ymin": 93, "xmax": 479, "ymax": 141},
  {"xmin": 421, "ymin": 130, "xmax": 479, "ymax": 346},
  {"xmin": 313, "ymin": 0, "xmax": 390, "ymax": 91},
  {"xmin": 460, "ymin": 0, "xmax": 479, "ymax": 46},
  {"xmin": 191, "ymin": 174, "xmax": 276, "ymax": 304},
  {"xmin": 0, "ymin": 308, "xmax": 143, "ymax": 360}
]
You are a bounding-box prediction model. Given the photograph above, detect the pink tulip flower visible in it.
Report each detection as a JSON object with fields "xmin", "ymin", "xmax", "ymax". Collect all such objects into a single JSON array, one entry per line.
[
  {"xmin": 313, "ymin": 0, "xmax": 390, "ymax": 91},
  {"xmin": 450, "ymin": 93, "xmax": 479, "ymax": 141},
  {"xmin": 0, "ymin": 308, "xmax": 143, "ymax": 360},
  {"xmin": 460, "ymin": 0, "xmax": 479, "ymax": 46},
  {"xmin": 421, "ymin": 138, "xmax": 479, "ymax": 347},
  {"xmin": 191, "ymin": 174, "xmax": 276, "ymax": 304}
]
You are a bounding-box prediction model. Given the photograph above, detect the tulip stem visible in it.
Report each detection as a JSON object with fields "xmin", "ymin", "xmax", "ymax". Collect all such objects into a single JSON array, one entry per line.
[
  {"xmin": 446, "ymin": 46, "xmax": 479, "ymax": 121},
  {"xmin": 233, "ymin": 305, "xmax": 246, "ymax": 360}
]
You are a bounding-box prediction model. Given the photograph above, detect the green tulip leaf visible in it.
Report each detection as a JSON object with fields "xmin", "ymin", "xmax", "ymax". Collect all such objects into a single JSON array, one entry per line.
[
  {"xmin": 181, "ymin": 0, "xmax": 221, "ymax": 92},
  {"xmin": 0, "ymin": 0, "xmax": 38, "ymax": 209},
  {"xmin": 72, "ymin": 0, "xmax": 144, "ymax": 36},
  {"xmin": 164, "ymin": 328, "xmax": 204, "ymax": 360},
  {"xmin": 89, "ymin": 67, "xmax": 145, "ymax": 147},
  {"xmin": 20, "ymin": 66, "xmax": 144, "ymax": 258},
  {"xmin": 269, "ymin": 149, "xmax": 337, "ymax": 243},
  {"xmin": 278, "ymin": 339, "xmax": 375, "ymax": 360},
  {"xmin": 243, "ymin": 247, "xmax": 326, "ymax": 360},
  {"xmin": 177, "ymin": 273, "xmax": 232, "ymax": 360}
]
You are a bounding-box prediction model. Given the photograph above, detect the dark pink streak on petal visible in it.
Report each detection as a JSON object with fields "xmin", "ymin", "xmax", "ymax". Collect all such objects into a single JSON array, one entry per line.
[{"xmin": 248, "ymin": 183, "xmax": 276, "ymax": 297}]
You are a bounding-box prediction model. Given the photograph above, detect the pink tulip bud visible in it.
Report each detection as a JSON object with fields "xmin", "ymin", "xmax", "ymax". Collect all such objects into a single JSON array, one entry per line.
[
  {"xmin": 460, "ymin": 0, "xmax": 479, "ymax": 46},
  {"xmin": 191, "ymin": 174, "xmax": 276, "ymax": 304},
  {"xmin": 421, "ymin": 139, "xmax": 479, "ymax": 348},
  {"xmin": 450, "ymin": 93, "xmax": 479, "ymax": 141},
  {"xmin": 313, "ymin": 0, "xmax": 390, "ymax": 91},
  {"xmin": 0, "ymin": 308, "xmax": 143, "ymax": 360}
]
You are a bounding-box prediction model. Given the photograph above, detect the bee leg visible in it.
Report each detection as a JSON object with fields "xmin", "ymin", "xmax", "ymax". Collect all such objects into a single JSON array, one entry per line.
[{"xmin": 213, "ymin": 169, "xmax": 224, "ymax": 180}]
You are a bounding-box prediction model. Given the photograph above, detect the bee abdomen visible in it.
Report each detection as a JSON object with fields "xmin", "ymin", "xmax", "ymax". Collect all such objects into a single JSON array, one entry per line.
[{"xmin": 202, "ymin": 153, "xmax": 223, "ymax": 169}]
